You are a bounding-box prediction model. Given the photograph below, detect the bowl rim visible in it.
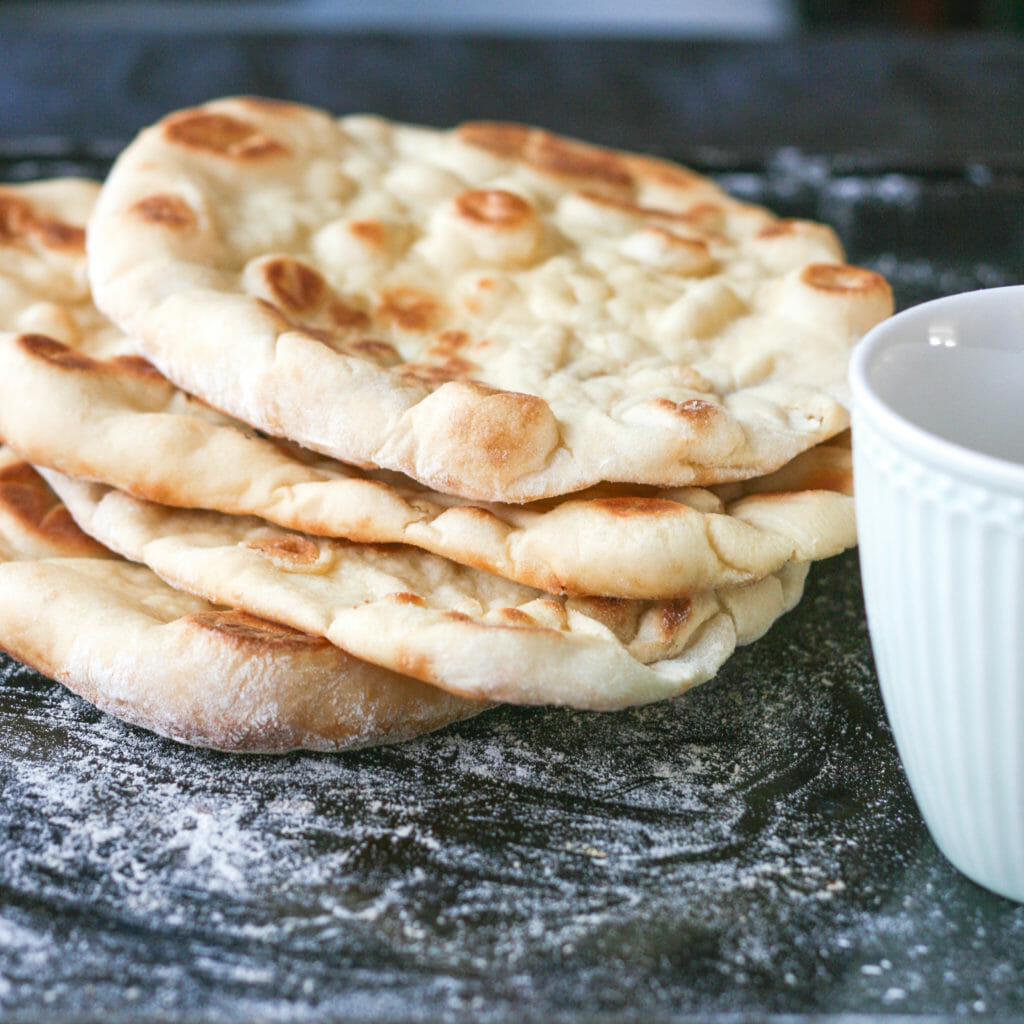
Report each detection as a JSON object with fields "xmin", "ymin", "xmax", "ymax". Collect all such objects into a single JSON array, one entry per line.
[{"xmin": 849, "ymin": 284, "xmax": 1024, "ymax": 494}]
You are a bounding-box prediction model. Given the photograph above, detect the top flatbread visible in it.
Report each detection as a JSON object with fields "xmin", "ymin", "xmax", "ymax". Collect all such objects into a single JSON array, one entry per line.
[{"xmin": 87, "ymin": 97, "xmax": 893, "ymax": 502}]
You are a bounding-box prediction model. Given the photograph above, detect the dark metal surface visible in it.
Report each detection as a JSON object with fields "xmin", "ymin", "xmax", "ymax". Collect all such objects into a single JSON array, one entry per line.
[{"xmin": 2, "ymin": 137, "xmax": 1024, "ymax": 1022}]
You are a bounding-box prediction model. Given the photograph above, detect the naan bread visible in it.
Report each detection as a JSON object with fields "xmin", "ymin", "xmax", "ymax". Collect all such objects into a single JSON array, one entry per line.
[
  {"xmin": 0, "ymin": 448, "xmax": 484, "ymax": 751},
  {"xmin": 0, "ymin": 180, "xmax": 854, "ymax": 598},
  {"xmin": 46, "ymin": 468, "xmax": 808, "ymax": 711},
  {"xmin": 87, "ymin": 98, "xmax": 892, "ymax": 502}
]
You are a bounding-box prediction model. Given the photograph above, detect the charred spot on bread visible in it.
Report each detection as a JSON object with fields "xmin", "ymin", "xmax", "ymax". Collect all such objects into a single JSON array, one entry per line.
[{"xmin": 163, "ymin": 110, "xmax": 287, "ymax": 160}]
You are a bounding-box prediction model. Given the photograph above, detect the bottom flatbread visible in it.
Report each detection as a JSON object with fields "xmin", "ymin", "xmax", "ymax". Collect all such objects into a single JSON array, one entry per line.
[
  {"xmin": 45, "ymin": 467, "xmax": 809, "ymax": 711},
  {"xmin": 0, "ymin": 448, "xmax": 486, "ymax": 752}
]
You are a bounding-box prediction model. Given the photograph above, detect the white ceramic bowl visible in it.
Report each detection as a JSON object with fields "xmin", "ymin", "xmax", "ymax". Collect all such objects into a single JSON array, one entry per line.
[{"xmin": 849, "ymin": 284, "xmax": 1024, "ymax": 903}]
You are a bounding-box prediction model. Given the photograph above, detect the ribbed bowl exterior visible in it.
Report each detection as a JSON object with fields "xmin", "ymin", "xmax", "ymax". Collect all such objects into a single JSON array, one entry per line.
[{"xmin": 853, "ymin": 409, "xmax": 1024, "ymax": 901}]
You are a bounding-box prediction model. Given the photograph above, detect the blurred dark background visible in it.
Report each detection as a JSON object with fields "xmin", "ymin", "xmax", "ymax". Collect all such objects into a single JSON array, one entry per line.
[
  {"xmin": 1, "ymin": 1, "xmax": 1021, "ymax": 174},
  {"xmin": 801, "ymin": 0, "xmax": 1022, "ymax": 29},
  {"xmin": 0, "ymin": 0, "xmax": 1022, "ymax": 34}
]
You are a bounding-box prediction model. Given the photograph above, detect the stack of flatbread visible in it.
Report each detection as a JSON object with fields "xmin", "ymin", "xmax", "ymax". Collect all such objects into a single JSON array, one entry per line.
[{"xmin": 0, "ymin": 97, "xmax": 892, "ymax": 751}]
